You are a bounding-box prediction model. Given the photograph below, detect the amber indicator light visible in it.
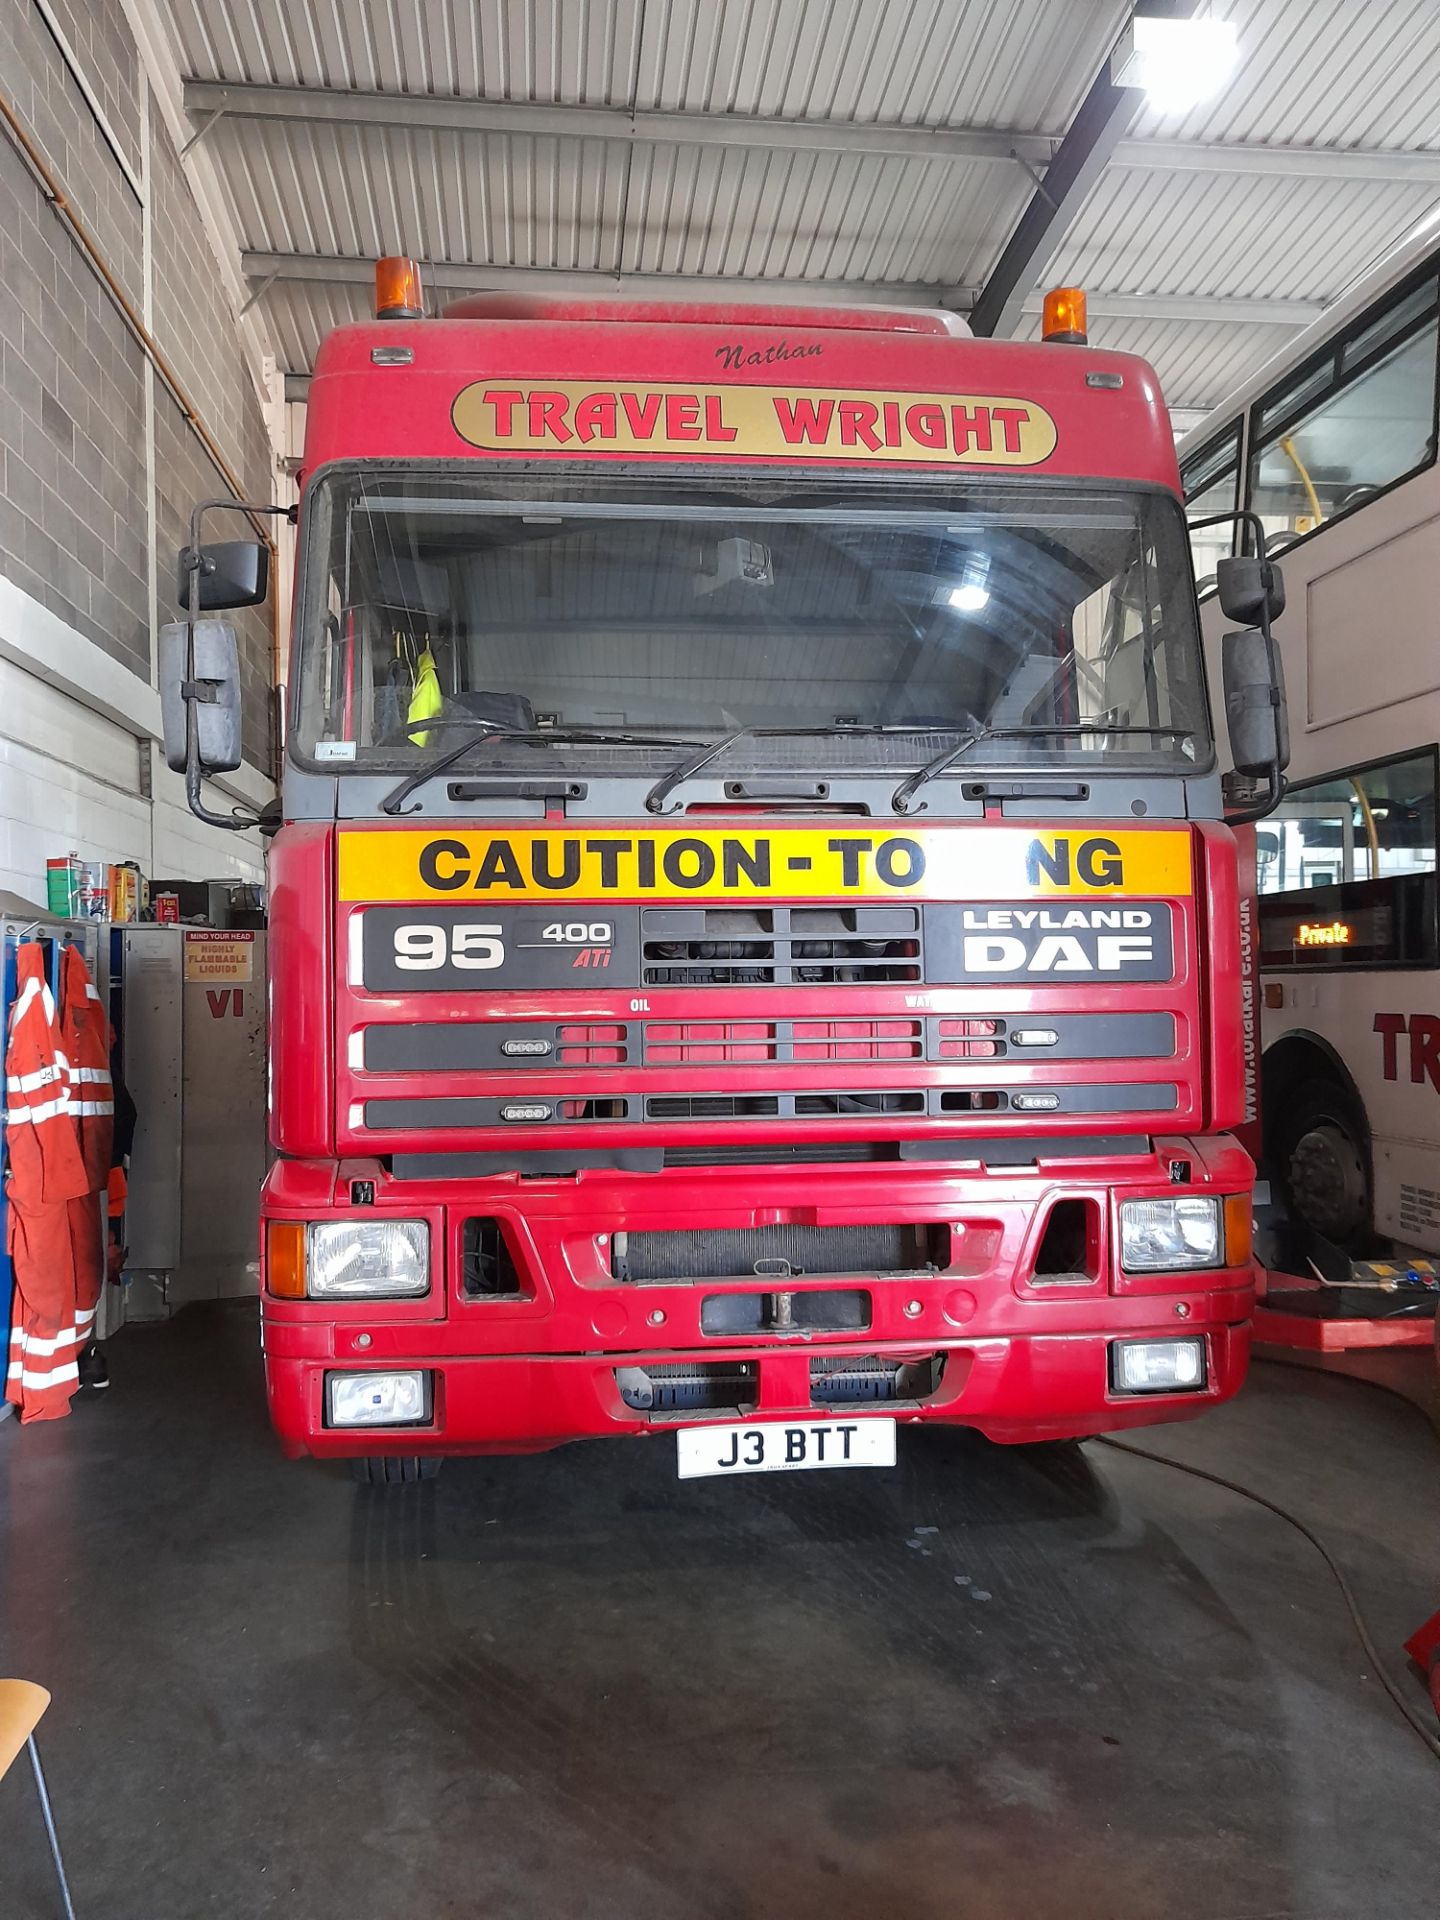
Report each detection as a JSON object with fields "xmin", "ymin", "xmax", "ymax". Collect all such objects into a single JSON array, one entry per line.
[
  {"xmin": 1223, "ymin": 1194, "xmax": 1253, "ymax": 1270},
  {"xmin": 375, "ymin": 255, "xmax": 424, "ymax": 320},
  {"xmin": 267, "ymin": 1221, "xmax": 306, "ymax": 1298},
  {"xmin": 1041, "ymin": 286, "xmax": 1088, "ymax": 344}
]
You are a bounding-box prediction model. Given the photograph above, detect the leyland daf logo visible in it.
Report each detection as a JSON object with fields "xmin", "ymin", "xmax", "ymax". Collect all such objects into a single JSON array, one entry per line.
[{"xmin": 930, "ymin": 904, "xmax": 1173, "ymax": 982}]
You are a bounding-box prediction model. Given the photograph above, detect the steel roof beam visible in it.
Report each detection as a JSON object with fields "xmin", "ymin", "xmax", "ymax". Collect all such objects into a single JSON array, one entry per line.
[
  {"xmin": 1115, "ymin": 138, "xmax": 1440, "ymax": 182},
  {"xmin": 239, "ymin": 251, "xmax": 969, "ymax": 308},
  {"xmin": 183, "ymin": 80, "xmax": 1440, "ymax": 185},
  {"xmin": 182, "ymin": 79, "xmax": 1056, "ymax": 167},
  {"xmin": 969, "ymin": 64, "xmax": 1142, "ymax": 339},
  {"xmin": 242, "ymin": 253, "xmax": 1320, "ymax": 331},
  {"xmin": 1020, "ymin": 291, "xmax": 1324, "ymax": 326}
]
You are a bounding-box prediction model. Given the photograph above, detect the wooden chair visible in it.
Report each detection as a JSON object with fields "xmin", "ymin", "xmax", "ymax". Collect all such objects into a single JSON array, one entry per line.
[{"xmin": 0, "ymin": 1681, "xmax": 78, "ymax": 1918}]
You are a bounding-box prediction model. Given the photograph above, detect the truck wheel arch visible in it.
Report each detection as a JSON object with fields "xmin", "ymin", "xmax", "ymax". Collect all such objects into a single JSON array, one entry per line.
[
  {"xmin": 1261, "ymin": 1029, "xmax": 1368, "ymax": 1131},
  {"xmin": 1261, "ymin": 1030, "xmax": 1373, "ymax": 1245}
]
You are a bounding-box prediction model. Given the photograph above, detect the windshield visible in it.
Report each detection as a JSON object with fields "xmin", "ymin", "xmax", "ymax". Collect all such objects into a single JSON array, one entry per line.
[{"xmin": 292, "ymin": 468, "xmax": 1210, "ymax": 777}]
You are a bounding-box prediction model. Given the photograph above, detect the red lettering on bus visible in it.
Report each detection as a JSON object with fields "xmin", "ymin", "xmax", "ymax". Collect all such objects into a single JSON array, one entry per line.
[
  {"xmin": 574, "ymin": 392, "xmax": 616, "ymax": 442},
  {"xmin": 991, "ymin": 405, "xmax": 1029, "ymax": 453},
  {"xmin": 772, "ymin": 396, "xmax": 835, "ymax": 444},
  {"xmin": 905, "ymin": 402, "xmax": 947, "ymax": 449},
  {"xmin": 1375, "ymin": 1011, "xmax": 1406, "ymax": 1080},
  {"xmin": 837, "ymin": 400, "xmax": 882, "ymax": 449},
  {"xmin": 484, "ymin": 389, "xmax": 522, "ymax": 436},
  {"xmin": 620, "ymin": 391, "xmax": 662, "ymax": 438},
  {"xmin": 529, "ymin": 391, "xmax": 572, "ymax": 442},
  {"xmin": 951, "ymin": 404, "xmax": 993, "ymax": 453},
  {"xmin": 666, "ymin": 394, "xmax": 701, "ymax": 439},
  {"xmin": 1410, "ymin": 1013, "xmax": 1440, "ymax": 1092}
]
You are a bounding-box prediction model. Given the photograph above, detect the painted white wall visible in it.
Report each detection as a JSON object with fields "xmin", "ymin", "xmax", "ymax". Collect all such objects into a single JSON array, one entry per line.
[{"xmin": 0, "ymin": 574, "xmax": 268, "ymax": 907}]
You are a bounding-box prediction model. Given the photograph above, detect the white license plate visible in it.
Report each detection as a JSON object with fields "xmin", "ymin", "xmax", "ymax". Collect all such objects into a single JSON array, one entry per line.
[{"xmin": 676, "ymin": 1416, "xmax": 897, "ymax": 1480}]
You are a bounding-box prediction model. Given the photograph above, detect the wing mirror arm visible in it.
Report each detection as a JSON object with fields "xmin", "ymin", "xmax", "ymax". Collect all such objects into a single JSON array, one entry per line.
[
  {"xmin": 1186, "ymin": 508, "xmax": 1290, "ymax": 824},
  {"xmin": 170, "ymin": 498, "xmax": 294, "ymax": 833}
]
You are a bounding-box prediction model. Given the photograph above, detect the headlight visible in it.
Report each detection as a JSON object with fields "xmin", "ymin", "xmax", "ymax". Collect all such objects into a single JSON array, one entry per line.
[
  {"xmin": 307, "ymin": 1220, "xmax": 429, "ymax": 1297},
  {"xmin": 1110, "ymin": 1338, "xmax": 1206, "ymax": 1394},
  {"xmin": 1119, "ymin": 1197, "xmax": 1220, "ymax": 1272},
  {"xmin": 326, "ymin": 1370, "xmax": 431, "ymax": 1426}
]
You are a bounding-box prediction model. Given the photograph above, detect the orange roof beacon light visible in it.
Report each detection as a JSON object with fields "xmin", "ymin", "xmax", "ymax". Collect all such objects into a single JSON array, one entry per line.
[
  {"xmin": 1041, "ymin": 286, "xmax": 1088, "ymax": 346},
  {"xmin": 375, "ymin": 255, "xmax": 424, "ymax": 320}
]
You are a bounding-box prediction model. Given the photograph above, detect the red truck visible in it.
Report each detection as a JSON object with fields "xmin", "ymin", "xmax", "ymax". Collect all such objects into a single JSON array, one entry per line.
[{"xmin": 165, "ymin": 268, "xmax": 1287, "ymax": 1484}]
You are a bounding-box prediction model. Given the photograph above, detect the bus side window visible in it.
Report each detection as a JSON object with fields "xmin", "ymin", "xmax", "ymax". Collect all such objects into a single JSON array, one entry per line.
[
  {"xmin": 1256, "ymin": 749, "xmax": 1439, "ymax": 969},
  {"xmin": 1247, "ymin": 278, "xmax": 1440, "ymax": 549},
  {"xmin": 1181, "ymin": 426, "xmax": 1241, "ymax": 595}
]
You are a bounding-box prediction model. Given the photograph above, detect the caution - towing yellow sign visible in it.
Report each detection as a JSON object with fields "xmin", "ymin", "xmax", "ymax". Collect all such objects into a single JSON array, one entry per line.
[{"xmin": 337, "ymin": 827, "xmax": 1193, "ymax": 903}]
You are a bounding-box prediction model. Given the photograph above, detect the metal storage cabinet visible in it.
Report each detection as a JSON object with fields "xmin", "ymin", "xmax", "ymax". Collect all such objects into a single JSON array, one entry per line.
[{"xmin": 120, "ymin": 925, "xmax": 267, "ymax": 1317}]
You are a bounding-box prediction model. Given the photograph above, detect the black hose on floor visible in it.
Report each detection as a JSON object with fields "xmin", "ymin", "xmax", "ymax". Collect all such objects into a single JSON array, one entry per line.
[{"xmin": 1095, "ymin": 1435, "xmax": 1440, "ymax": 1764}]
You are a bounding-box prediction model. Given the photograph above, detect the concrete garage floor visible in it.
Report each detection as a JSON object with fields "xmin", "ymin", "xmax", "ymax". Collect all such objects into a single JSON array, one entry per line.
[{"xmin": 2, "ymin": 1306, "xmax": 1437, "ymax": 1920}]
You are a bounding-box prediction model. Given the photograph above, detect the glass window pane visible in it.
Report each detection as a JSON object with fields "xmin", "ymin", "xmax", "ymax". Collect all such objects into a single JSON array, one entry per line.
[
  {"xmin": 1248, "ymin": 320, "xmax": 1439, "ymax": 550},
  {"xmin": 1256, "ymin": 752, "xmax": 1438, "ymax": 968},
  {"xmin": 293, "ymin": 471, "xmax": 1212, "ymax": 777},
  {"xmin": 1341, "ymin": 276, "xmax": 1438, "ymax": 375},
  {"xmin": 1181, "ymin": 433, "xmax": 1239, "ymax": 590},
  {"xmin": 1256, "ymin": 355, "xmax": 1336, "ymax": 439}
]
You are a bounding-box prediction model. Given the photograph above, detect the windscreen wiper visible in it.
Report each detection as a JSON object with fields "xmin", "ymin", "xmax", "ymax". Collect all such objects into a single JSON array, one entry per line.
[
  {"xmin": 380, "ymin": 724, "xmax": 707, "ymax": 817},
  {"xmin": 643, "ymin": 724, "xmax": 949, "ymax": 816},
  {"xmin": 890, "ymin": 723, "xmax": 1197, "ymax": 816}
]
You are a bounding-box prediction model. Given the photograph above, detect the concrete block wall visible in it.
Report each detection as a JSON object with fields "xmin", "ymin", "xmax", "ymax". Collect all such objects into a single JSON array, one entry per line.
[{"xmin": 0, "ymin": 0, "xmax": 276, "ymax": 902}]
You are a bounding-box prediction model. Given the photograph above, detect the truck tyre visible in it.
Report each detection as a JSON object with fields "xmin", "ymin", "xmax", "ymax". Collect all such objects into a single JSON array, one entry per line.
[
  {"xmin": 1272, "ymin": 1075, "xmax": 1371, "ymax": 1248},
  {"xmin": 349, "ymin": 1456, "xmax": 442, "ymax": 1486}
]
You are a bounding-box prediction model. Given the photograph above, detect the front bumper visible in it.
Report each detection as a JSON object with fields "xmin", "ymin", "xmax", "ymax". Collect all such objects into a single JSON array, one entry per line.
[
  {"xmin": 267, "ymin": 1322, "xmax": 1250, "ymax": 1458},
  {"xmin": 261, "ymin": 1135, "xmax": 1255, "ymax": 1459}
]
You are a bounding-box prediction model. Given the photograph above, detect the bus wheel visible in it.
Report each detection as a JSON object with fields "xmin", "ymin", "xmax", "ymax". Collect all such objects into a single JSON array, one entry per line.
[
  {"xmin": 349, "ymin": 1456, "xmax": 442, "ymax": 1486},
  {"xmin": 1278, "ymin": 1077, "xmax": 1370, "ymax": 1247}
]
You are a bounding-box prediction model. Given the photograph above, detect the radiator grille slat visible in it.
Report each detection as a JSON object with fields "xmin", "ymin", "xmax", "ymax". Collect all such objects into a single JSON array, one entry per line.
[
  {"xmin": 642, "ymin": 905, "xmax": 920, "ymax": 986},
  {"xmin": 612, "ymin": 1223, "xmax": 945, "ymax": 1282}
]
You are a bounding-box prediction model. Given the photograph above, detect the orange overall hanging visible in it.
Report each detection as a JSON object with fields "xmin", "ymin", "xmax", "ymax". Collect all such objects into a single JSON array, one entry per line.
[{"xmin": 4, "ymin": 943, "xmax": 110, "ymax": 1421}]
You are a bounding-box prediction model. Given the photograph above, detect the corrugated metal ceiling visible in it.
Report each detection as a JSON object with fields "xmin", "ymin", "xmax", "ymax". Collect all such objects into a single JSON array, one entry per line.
[
  {"xmin": 158, "ymin": 0, "xmax": 1440, "ymax": 416},
  {"xmin": 162, "ymin": 0, "xmax": 1121, "ymax": 127}
]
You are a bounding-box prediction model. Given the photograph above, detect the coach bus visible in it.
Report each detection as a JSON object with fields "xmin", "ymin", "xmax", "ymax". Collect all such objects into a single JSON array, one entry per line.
[{"xmin": 1180, "ymin": 219, "xmax": 1440, "ymax": 1261}]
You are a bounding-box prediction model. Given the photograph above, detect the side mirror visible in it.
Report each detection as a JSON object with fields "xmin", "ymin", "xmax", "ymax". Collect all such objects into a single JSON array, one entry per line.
[
  {"xmin": 176, "ymin": 540, "xmax": 269, "ymax": 613},
  {"xmin": 1222, "ymin": 628, "xmax": 1291, "ymax": 777},
  {"xmin": 1215, "ymin": 553, "xmax": 1285, "ymax": 626},
  {"xmin": 158, "ymin": 620, "xmax": 242, "ymax": 774}
]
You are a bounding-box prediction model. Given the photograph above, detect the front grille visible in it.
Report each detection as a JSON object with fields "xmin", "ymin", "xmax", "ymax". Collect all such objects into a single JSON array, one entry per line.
[
  {"xmin": 556, "ymin": 1024, "xmax": 629, "ymax": 1064},
  {"xmin": 936, "ymin": 1017, "xmax": 1005, "ymax": 1059},
  {"xmin": 643, "ymin": 1019, "xmax": 924, "ymax": 1064},
  {"xmin": 364, "ymin": 1082, "xmax": 1175, "ymax": 1131},
  {"xmin": 612, "ymin": 1223, "xmax": 948, "ymax": 1282},
  {"xmin": 810, "ymin": 1354, "xmax": 944, "ymax": 1405},
  {"xmin": 700, "ymin": 1289, "xmax": 872, "ymax": 1334},
  {"xmin": 615, "ymin": 1362, "xmax": 758, "ymax": 1415},
  {"xmin": 363, "ymin": 1011, "xmax": 1174, "ymax": 1075},
  {"xmin": 645, "ymin": 1094, "xmax": 781, "ymax": 1121},
  {"xmin": 662, "ymin": 1143, "xmax": 900, "ymax": 1167},
  {"xmin": 795, "ymin": 1091, "xmax": 924, "ymax": 1115},
  {"xmin": 641, "ymin": 905, "xmax": 920, "ymax": 986},
  {"xmin": 646, "ymin": 1021, "xmax": 777, "ymax": 1063},
  {"xmin": 794, "ymin": 1019, "xmax": 922, "ymax": 1061},
  {"xmin": 644, "ymin": 1090, "xmax": 924, "ymax": 1122},
  {"xmin": 460, "ymin": 1218, "xmax": 525, "ymax": 1298}
]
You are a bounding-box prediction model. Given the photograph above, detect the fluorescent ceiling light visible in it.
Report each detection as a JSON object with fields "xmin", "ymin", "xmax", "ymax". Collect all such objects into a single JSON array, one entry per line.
[
  {"xmin": 948, "ymin": 583, "xmax": 990, "ymax": 612},
  {"xmin": 1112, "ymin": 13, "xmax": 1238, "ymax": 115}
]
